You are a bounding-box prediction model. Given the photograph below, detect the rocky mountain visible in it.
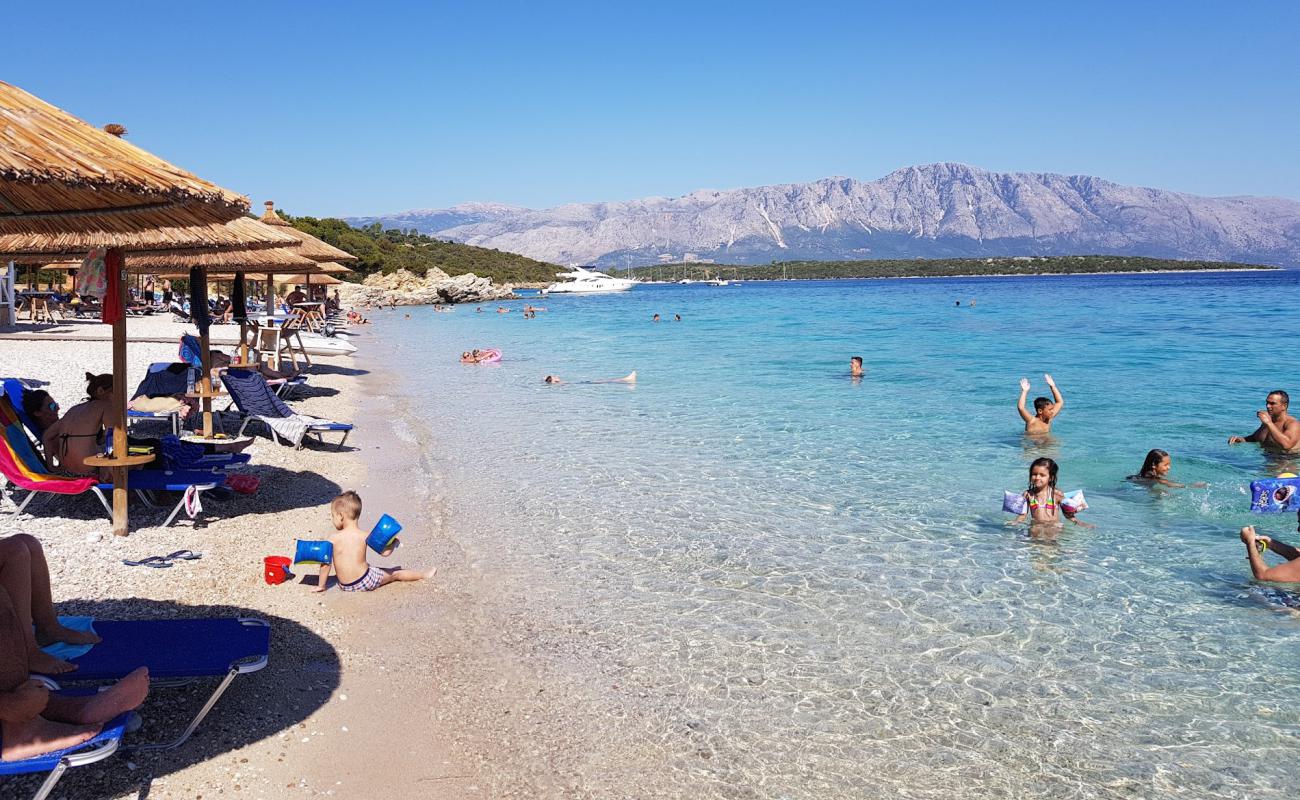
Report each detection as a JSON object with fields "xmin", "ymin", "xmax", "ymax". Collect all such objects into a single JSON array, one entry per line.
[{"xmin": 344, "ymin": 164, "xmax": 1300, "ymax": 267}]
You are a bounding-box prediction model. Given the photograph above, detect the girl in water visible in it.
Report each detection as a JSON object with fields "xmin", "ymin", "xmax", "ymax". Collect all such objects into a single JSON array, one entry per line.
[
  {"xmin": 1128, "ymin": 449, "xmax": 1207, "ymax": 489},
  {"xmin": 1008, "ymin": 457, "xmax": 1093, "ymax": 528}
]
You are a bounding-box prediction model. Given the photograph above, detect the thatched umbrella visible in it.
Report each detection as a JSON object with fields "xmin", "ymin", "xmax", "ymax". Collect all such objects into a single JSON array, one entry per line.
[
  {"xmin": 258, "ymin": 201, "xmax": 356, "ymax": 263},
  {"xmin": 0, "ymin": 80, "xmax": 250, "ymax": 536},
  {"xmin": 130, "ymin": 246, "xmax": 320, "ymax": 437}
]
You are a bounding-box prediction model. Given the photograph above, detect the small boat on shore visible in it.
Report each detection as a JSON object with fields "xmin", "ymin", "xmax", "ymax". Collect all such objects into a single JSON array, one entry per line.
[{"xmin": 207, "ymin": 328, "xmax": 358, "ymax": 356}]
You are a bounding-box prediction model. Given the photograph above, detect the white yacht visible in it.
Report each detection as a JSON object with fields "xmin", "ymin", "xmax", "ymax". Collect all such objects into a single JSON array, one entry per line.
[{"xmin": 543, "ymin": 266, "xmax": 637, "ymax": 294}]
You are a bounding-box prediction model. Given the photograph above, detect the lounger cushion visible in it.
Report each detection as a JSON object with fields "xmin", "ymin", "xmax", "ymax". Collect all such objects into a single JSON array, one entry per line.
[{"xmin": 47, "ymin": 618, "xmax": 270, "ymax": 681}]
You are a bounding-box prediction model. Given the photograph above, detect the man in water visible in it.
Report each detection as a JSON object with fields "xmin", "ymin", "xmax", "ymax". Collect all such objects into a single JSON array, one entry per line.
[
  {"xmin": 544, "ymin": 372, "xmax": 636, "ymax": 385},
  {"xmin": 850, "ymin": 357, "xmax": 864, "ymax": 377},
  {"xmin": 1228, "ymin": 390, "xmax": 1300, "ymax": 452},
  {"xmin": 1240, "ymin": 513, "xmax": 1300, "ymax": 582},
  {"xmin": 1016, "ymin": 374, "xmax": 1064, "ymax": 435}
]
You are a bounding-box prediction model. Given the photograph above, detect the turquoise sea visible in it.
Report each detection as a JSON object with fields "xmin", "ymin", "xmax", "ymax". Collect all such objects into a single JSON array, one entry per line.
[{"xmin": 384, "ymin": 271, "xmax": 1300, "ymax": 798}]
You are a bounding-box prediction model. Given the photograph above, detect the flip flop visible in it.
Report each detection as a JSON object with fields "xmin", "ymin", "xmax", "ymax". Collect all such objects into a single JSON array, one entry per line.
[
  {"xmin": 121, "ymin": 556, "xmax": 173, "ymax": 568},
  {"xmin": 163, "ymin": 550, "xmax": 203, "ymax": 561}
]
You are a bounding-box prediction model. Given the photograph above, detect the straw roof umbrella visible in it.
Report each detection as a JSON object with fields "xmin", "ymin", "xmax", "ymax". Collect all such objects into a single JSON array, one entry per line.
[
  {"xmin": 0, "ymin": 81, "xmax": 246, "ymax": 236},
  {"xmin": 0, "ymin": 80, "xmax": 251, "ymax": 536},
  {"xmin": 276, "ymin": 273, "xmax": 342, "ymax": 286},
  {"xmin": 130, "ymin": 247, "xmax": 322, "ymax": 437},
  {"xmin": 258, "ymin": 201, "xmax": 357, "ymax": 263}
]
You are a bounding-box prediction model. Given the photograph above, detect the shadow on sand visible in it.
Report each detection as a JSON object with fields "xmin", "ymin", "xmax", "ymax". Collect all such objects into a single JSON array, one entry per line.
[
  {"xmin": 1, "ymin": 466, "xmax": 341, "ymax": 530},
  {"xmin": 5, "ymin": 598, "xmax": 339, "ymax": 799}
]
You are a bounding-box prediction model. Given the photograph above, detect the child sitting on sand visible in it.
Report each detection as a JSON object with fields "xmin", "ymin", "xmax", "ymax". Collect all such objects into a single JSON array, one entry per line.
[{"xmin": 312, "ymin": 491, "xmax": 436, "ymax": 593}]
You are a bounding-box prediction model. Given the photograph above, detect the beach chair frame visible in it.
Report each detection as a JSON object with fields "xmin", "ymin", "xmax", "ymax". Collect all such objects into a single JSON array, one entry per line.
[
  {"xmin": 234, "ymin": 414, "xmax": 349, "ymax": 450},
  {"xmin": 0, "ymin": 676, "xmax": 132, "ymax": 800},
  {"xmin": 127, "ymin": 618, "xmax": 270, "ymax": 752},
  {"xmin": 40, "ymin": 617, "xmax": 271, "ymax": 753}
]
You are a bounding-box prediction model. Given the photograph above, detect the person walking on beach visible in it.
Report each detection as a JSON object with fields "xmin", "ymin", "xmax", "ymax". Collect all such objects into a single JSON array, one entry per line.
[
  {"xmin": 1228, "ymin": 390, "xmax": 1300, "ymax": 452},
  {"xmin": 1017, "ymin": 374, "xmax": 1065, "ymax": 435},
  {"xmin": 1240, "ymin": 514, "xmax": 1300, "ymax": 582}
]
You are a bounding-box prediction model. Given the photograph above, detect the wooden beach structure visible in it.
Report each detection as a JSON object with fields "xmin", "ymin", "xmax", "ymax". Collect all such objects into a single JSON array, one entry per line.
[{"xmin": 0, "ymin": 80, "xmax": 266, "ymax": 535}]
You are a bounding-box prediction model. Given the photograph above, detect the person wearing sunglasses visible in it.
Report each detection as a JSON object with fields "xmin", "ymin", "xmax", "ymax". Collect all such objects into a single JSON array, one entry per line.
[
  {"xmin": 1240, "ymin": 512, "xmax": 1300, "ymax": 582},
  {"xmin": 23, "ymin": 375, "xmax": 114, "ymax": 477}
]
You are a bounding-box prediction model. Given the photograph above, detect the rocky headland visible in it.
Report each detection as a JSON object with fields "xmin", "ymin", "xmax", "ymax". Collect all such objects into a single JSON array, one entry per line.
[{"xmin": 337, "ymin": 267, "xmax": 517, "ymax": 307}]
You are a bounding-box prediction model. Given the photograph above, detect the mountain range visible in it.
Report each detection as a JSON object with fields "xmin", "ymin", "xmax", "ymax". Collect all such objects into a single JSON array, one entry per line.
[{"xmin": 343, "ymin": 164, "xmax": 1300, "ymax": 268}]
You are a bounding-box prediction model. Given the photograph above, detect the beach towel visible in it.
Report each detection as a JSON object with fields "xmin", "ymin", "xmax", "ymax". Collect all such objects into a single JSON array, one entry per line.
[
  {"xmin": 75, "ymin": 248, "xmax": 108, "ymax": 299},
  {"xmin": 39, "ymin": 616, "xmax": 97, "ymax": 661},
  {"xmin": 0, "ymin": 397, "xmax": 98, "ymax": 494}
]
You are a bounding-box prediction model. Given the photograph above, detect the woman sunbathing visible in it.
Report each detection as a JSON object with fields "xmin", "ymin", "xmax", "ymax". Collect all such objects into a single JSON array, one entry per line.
[{"xmin": 29, "ymin": 374, "xmax": 113, "ymax": 477}]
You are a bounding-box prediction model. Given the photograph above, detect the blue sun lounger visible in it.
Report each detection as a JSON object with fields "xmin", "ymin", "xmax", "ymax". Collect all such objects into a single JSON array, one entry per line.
[
  {"xmin": 35, "ymin": 617, "xmax": 271, "ymax": 752},
  {"xmin": 0, "ymin": 709, "xmax": 133, "ymax": 800},
  {"xmin": 92, "ymin": 469, "xmax": 223, "ymax": 528},
  {"xmin": 222, "ymin": 369, "xmax": 350, "ymax": 450}
]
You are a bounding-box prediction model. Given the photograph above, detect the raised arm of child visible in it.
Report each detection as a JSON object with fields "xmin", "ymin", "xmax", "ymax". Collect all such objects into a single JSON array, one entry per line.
[
  {"xmin": 1043, "ymin": 374, "xmax": 1064, "ymax": 418},
  {"xmin": 1016, "ymin": 379, "xmax": 1033, "ymax": 424}
]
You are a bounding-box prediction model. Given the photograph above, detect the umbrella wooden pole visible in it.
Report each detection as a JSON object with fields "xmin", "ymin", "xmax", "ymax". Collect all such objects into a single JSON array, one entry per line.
[
  {"xmin": 110, "ymin": 249, "xmax": 129, "ymax": 536},
  {"xmin": 199, "ymin": 328, "xmax": 215, "ymax": 438}
]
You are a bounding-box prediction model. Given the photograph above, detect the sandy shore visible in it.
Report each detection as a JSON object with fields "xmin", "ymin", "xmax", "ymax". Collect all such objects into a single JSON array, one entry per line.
[
  {"xmin": 0, "ymin": 311, "xmax": 671, "ymax": 799},
  {"xmin": 0, "ymin": 314, "xmax": 461, "ymax": 798}
]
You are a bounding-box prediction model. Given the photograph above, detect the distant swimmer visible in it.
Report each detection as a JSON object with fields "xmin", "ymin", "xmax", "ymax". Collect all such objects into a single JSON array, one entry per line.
[
  {"xmin": 1228, "ymin": 390, "xmax": 1300, "ymax": 452},
  {"xmin": 850, "ymin": 356, "xmax": 864, "ymax": 377},
  {"xmin": 652, "ymin": 314, "xmax": 660, "ymax": 322},
  {"xmin": 496, "ymin": 307, "xmax": 510, "ymax": 314},
  {"xmin": 1017, "ymin": 374, "xmax": 1064, "ymax": 435},
  {"xmin": 969, "ymin": 299, "xmax": 976, "ymax": 307},
  {"xmin": 674, "ymin": 314, "xmax": 681, "ymax": 321},
  {"xmin": 1240, "ymin": 514, "xmax": 1300, "ymax": 582},
  {"xmin": 1127, "ymin": 448, "xmax": 1207, "ymax": 489},
  {"xmin": 476, "ymin": 307, "xmax": 483, "ymax": 313},
  {"xmin": 544, "ymin": 371, "xmax": 636, "ymax": 385}
]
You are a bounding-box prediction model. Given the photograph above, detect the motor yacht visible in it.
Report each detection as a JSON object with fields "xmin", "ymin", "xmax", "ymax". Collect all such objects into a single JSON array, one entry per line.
[{"xmin": 543, "ymin": 266, "xmax": 637, "ymax": 294}]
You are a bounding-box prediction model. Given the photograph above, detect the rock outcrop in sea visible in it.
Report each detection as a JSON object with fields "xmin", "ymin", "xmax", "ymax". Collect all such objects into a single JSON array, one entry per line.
[
  {"xmin": 336, "ymin": 268, "xmax": 516, "ymax": 307},
  {"xmin": 344, "ymin": 163, "xmax": 1300, "ymax": 268}
]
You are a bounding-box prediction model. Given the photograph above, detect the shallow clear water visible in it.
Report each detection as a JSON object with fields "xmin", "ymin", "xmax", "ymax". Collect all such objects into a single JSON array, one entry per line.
[{"xmin": 385, "ymin": 272, "xmax": 1300, "ymax": 798}]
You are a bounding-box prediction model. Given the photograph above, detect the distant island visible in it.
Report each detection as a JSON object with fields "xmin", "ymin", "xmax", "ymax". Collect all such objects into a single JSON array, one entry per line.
[{"xmin": 630, "ymin": 255, "xmax": 1280, "ymax": 282}]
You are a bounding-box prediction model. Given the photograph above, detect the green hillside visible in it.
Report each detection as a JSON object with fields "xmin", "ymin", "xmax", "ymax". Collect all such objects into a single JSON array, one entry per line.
[
  {"xmin": 282, "ymin": 214, "xmax": 562, "ymax": 284},
  {"xmin": 633, "ymin": 255, "xmax": 1278, "ymax": 281}
]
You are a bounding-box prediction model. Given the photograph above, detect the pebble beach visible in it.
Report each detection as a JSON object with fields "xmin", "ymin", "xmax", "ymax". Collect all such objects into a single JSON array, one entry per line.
[{"xmin": 0, "ymin": 312, "xmax": 629, "ymax": 799}]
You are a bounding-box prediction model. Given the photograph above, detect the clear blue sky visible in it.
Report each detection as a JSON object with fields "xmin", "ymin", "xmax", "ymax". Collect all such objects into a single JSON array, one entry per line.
[{"xmin": 8, "ymin": 0, "xmax": 1297, "ymax": 216}]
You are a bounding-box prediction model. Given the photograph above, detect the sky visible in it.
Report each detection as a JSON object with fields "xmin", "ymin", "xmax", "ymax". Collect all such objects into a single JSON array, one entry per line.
[{"xmin": 8, "ymin": 0, "xmax": 1298, "ymax": 217}]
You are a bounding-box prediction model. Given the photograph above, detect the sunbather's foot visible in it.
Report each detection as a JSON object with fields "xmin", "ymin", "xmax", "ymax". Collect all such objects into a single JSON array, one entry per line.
[
  {"xmin": 425, "ymin": 567, "xmax": 438, "ymax": 579},
  {"xmin": 50, "ymin": 667, "xmax": 149, "ymax": 725},
  {"xmin": 0, "ymin": 717, "xmax": 101, "ymax": 761},
  {"xmin": 28, "ymin": 647, "xmax": 76, "ymax": 675},
  {"xmin": 35, "ymin": 622, "xmax": 101, "ymax": 647}
]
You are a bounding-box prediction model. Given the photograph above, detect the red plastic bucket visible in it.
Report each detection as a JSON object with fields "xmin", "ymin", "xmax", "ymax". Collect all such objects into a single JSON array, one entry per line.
[{"xmin": 263, "ymin": 555, "xmax": 291, "ymax": 585}]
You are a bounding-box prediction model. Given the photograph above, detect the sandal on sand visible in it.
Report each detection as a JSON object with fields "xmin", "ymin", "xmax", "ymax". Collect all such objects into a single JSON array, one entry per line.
[
  {"xmin": 163, "ymin": 550, "xmax": 203, "ymax": 561},
  {"xmin": 122, "ymin": 556, "xmax": 173, "ymax": 568}
]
